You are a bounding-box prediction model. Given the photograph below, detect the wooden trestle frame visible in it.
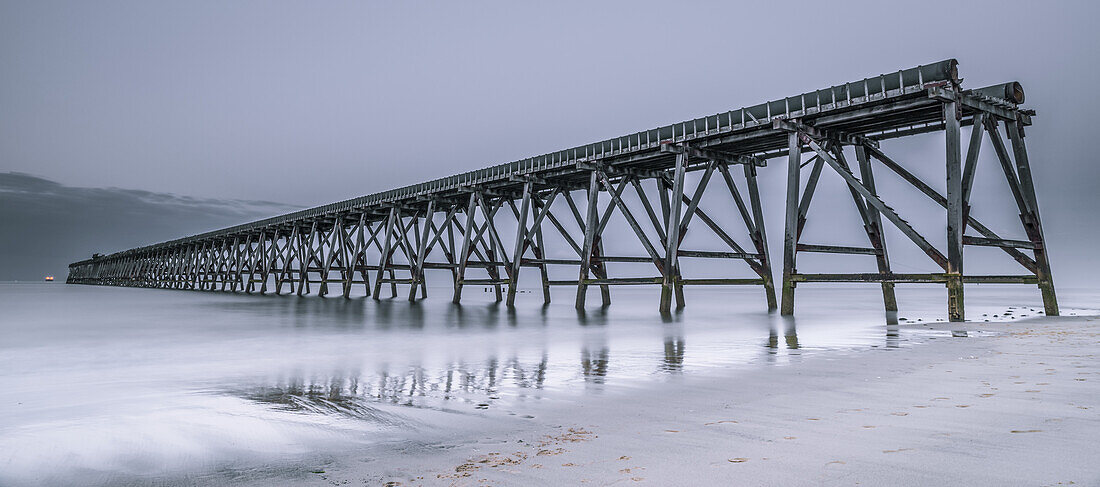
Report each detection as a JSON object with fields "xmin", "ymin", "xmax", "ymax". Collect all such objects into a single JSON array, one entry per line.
[
  {"xmin": 66, "ymin": 152, "xmax": 775, "ymax": 314},
  {"xmin": 776, "ymin": 94, "xmax": 1058, "ymax": 322},
  {"xmin": 68, "ymin": 59, "xmax": 1059, "ymax": 320}
]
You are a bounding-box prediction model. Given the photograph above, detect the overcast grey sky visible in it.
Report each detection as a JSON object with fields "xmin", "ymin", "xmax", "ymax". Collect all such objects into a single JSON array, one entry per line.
[{"xmin": 2, "ymin": 1, "xmax": 1098, "ymax": 286}]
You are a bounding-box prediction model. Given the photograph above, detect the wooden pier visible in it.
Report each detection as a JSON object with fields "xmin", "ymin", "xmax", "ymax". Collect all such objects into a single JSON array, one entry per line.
[{"xmin": 67, "ymin": 59, "xmax": 1058, "ymax": 321}]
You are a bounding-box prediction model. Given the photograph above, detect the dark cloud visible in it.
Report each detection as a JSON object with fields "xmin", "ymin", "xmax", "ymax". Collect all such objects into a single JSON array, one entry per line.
[{"xmin": 0, "ymin": 172, "xmax": 299, "ymax": 280}]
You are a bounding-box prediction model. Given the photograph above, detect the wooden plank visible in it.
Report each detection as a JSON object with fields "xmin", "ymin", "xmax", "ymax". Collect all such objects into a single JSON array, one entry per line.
[
  {"xmin": 679, "ymin": 278, "xmax": 765, "ymax": 285},
  {"xmin": 963, "ymin": 235, "xmax": 1035, "ymax": 249},
  {"xmin": 791, "ymin": 273, "xmax": 946, "ymax": 283},
  {"xmin": 584, "ymin": 277, "xmax": 662, "ymax": 285},
  {"xmin": 795, "ymin": 244, "xmax": 880, "ymax": 255},
  {"xmin": 964, "ymin": 275, "xmax": 1039, "ymax": 284},
  {"xmin": 678, "ymin": 250, "xmax": 761, "ymax": 259}
]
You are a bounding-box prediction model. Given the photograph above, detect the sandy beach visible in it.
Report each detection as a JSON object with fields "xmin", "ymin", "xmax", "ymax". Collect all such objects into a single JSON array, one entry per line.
[{"xmin": 278, "ymin": 314, "xmax": 1100, "ymax": 487}]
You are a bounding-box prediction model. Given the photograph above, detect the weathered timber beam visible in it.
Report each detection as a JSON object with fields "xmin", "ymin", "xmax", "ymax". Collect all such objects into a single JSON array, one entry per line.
[
  {"xmin": 962, "ymin": 235, "xmax": 1036, "ymax": 249},
  {"xmin": 773, "ymin": 118, "xmax": 879, "ymax": 148},
  {"xmin": 677, "ymin": 250, "xmax": 762, "ymax": 259},
  {"xmin": 927, "ymin": 87, "xmax": 1032, "ymax": 124},
  {"xmin": 789, "ymin": 273, "xmax": 1040, "ymax": 284},
  {"xmin": 659, "ymin": 143, "xmax": 765, "ymax": 167},
  {"xmin": 795, "ymin": 244, "xmax": 881, "ymax": 255},
  {"xmin": 791, "ymin": 273, "xmax": 947, "ymax": 283},
  {"xmin": 963, "ymin": 275, "xmax": 1039, "ymax": 284},
  {"xmin": 460, "ymin": 279, "xmax": 510, "ymax": 285},
  {"xmin": 679, "ymin": 278, "xmax": 765, "ymax": 285}
]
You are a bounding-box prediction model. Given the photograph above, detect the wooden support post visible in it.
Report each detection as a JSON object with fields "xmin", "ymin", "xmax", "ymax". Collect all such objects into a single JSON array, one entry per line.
[
  {"xmin": 373, "ymin": 208, "xmax": 397, "ymax": 299},
  {"xmin": 576, "ymin": 172, "xmax": 601, "ymax": 309},
  {"xmin": 961, "ymin": 113, "xmax": 986, "ymax": 220},
  {"xmin": 453, "ymin": 193, "xmax": 478, "ymax": 304},
  {"xmin": 743, "ymin": 163, "xmax": 778, "ymax": 310},
  {"xmin": 676, "ymin": 162, "xmax": 716, "ymax": 280},
  {"xmin": 781, "ymin": 132, "xmax": 801, "ymax": 315},
  {"xmin": 661, "ymin": 152, "xmax": 686, "ymax": 313},
  {"xmin": 592, "ymin": 236, "xmax": 612, "ymax": 306},
  {"xmin": 260, "ymin": 230, "xmax": 276, "ymax": 294},
  {"xmin": 945, "ymin": 101, "xmax": 965, "ymax": 322},
  {"xmin": 508, "ymin": 182, "xmax": 532, "ymax": 306},
  {"xmin": 1005, "ymin": 120, "xmax": 1059, "ymax": 316},
  {"xmin": 534, "ymin": 218, "xmax": 551, "ymax": 304},
  {"xmin": 319, "ymin": 223, "xmax": 339, "ymax": 297},
  {"xmin": 346, "ymin": 214, "xmax": 368, "ymax": 298},
  {"xmin": 476, "ymin": 195, "xmax": 507, "ymax": 302},
  {"xmin": 796, "ymin": 156, "xmax": 824, "ymax": 239},
  {"xmin": 411, "ymin": 201, "xmax": 435, "ymax": 301},
  {"xmin": 855, "ymin": 145, "xmax": 898, "ymax": 312},
  {"xmin": 298, "ymin": 223, "xmax": 317, "ymax": 296},
  {"xmin": 226, "ymin": 236, "xmax": 239, "ymax": 292},
  {"xmin": 446, "ymin": 211, "xmax": 458, "ymax": 289},
  {"xmin": 412, "ymin": 213, "xmax": 428, "ymax": 299}
]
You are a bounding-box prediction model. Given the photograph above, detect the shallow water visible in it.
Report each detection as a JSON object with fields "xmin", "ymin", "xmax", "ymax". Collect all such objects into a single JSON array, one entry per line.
[{"xmin": 0, "ymin": 282, "xmax": 1092, "ymax": 485}]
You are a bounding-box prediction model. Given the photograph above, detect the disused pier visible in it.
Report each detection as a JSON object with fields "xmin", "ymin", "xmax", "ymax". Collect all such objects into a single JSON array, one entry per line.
[{"xmin": 67, "ymin": 59, "xmax": 1058, "ymax": 321}]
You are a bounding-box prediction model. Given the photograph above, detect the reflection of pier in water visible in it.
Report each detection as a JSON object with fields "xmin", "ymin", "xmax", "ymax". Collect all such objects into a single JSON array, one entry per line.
[{"xmin": 224, "ymin": 302, "xmax": 915, "ymax": 417}]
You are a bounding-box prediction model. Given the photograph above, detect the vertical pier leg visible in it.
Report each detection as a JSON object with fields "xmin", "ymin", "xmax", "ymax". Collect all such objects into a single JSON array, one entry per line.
[
  {"xmin": 576, "ymin": 172, "xmax": 600, "ymax": 309},
  {"xmin": 226, "ymin": 236, "xmax": 239, "ymax": 292},
  {"xmin": 744, "ymin": 163, "xmax": 777, "ymax": 310},
  {"xmin": 261, "ymin": 231, "xmax": 275, "ymax": 294},
  {"xmin": 319, "ymin": 224, "xmax": 337, "ymax": 297},
  {"xmin": 445, "ymin": 215, "xmax": 458, "ymax": 295},
  {"xmin": 594, "ymin": 237, "xmax": 612, "ymax": 306},
  {"xmin": 372, "ymin": 208, "xmax": 396, "ymax": 300},
  {"xmin": 661, "ymin": 152, "xmax": 686, "ymax": 314},
  {"xmin": 781, "ymin": 132, "xmax": 802, "ymax": 315},
  {"xmin": 945, "ymin": 101, "xmax": 965, "ymax": 322},
  {"xmin": 534, "ymin": 223, "xmax": 551, "ymax": 304},
  {"xmin": 1006, "ymin": 120, "xmax": 1059, "ymax": 316},
  {"xmin": 453, "ymin": 193, "xmax": 477, "ymax": 304},
  {"xmin": 299, "ymin": 222, "xmax": 317, "ymax": 296},
  {"xmin": 410, "ymin": 201, "xmax": 435, "ymax": 301},
  {"xmin": 855, "ymin": 145, "xmax": 898, "ymax": 312},
  {"xmin": 508, "ymin": 182, "xmax": 532, "ymax": 307},
  {"xmin": 487, "ymin": 247, "xmax": 504, "ymax": 302},
  {"xmin": 358, "ymin": 218, "xmax": 372, "ymax": 297}
]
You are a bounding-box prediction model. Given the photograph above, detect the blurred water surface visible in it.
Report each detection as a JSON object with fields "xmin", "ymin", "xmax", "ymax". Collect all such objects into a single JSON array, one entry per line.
[{"xmin": 0, "ymin": 282, "xmax": 1090, "ymax": 485}]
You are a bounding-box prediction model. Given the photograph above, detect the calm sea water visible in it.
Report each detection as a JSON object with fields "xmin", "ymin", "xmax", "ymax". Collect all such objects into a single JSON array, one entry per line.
[{"xmin": 0, "ymin": 282, "xmax": 1092, "ymax": 485}]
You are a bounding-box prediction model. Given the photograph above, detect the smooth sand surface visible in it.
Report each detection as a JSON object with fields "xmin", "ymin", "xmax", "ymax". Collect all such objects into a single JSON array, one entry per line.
[{"xmin": 258, "ymin": 314, "xmax": 1099, "ymax": 486}]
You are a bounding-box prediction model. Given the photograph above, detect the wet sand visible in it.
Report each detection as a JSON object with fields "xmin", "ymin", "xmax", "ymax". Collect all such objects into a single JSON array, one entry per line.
[{"xmin": 292, "ymin": 314, "xmax": 1098, "ymax": 486}]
